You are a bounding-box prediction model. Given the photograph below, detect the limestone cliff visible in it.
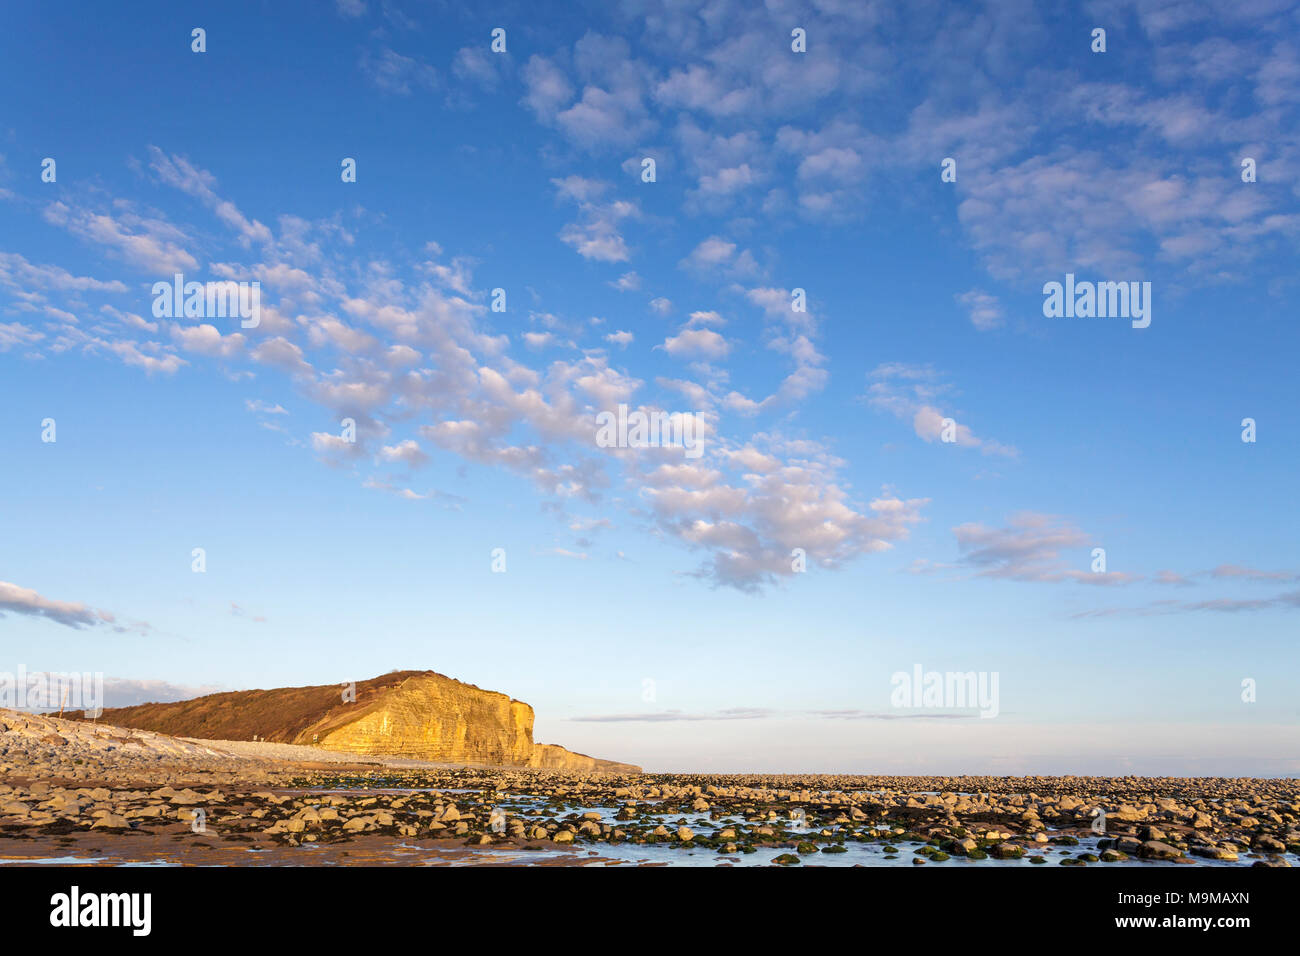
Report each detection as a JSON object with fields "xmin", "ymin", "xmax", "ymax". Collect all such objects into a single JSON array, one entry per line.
[{"xmin": 75, "ymin": 670, "xmax": 638, "ymax": 772}]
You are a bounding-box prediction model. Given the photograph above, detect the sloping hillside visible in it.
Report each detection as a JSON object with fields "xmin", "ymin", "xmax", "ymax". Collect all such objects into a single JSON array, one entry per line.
[{"xmin": 72, "ymin": 670, "xmax": 638, "ymax": 772}]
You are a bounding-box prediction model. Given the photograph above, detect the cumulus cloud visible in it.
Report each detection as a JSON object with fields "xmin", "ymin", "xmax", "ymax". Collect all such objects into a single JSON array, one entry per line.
[
  {"xmin": 312, "ymin": 431, "xmax": 366, "ymax": 464},
  {"xmin": 0, "ymin": 581, "xmax": 145, "ymax": 632},
  {"xmin": 9, "ymin": 149, "xmax": 929, "ymax": 593},
  {"xmin": 551, "ymin": 176, "xmax": 638, "ymax": 262},
  {"xmin": 0, "ymin": 252, "xmax": 128, "ymax": 296},
  {"xmin": 104, "ymin": 339, "xmax": 187, "ymax": 375},
  {"xmin": 867, "ymin": 364, "xmax": 1017, "ymax": 457},
  {"xmin": 452, "ymin": 46, "xmax": 501, "ymax": 90},
  {"xmin": 662, "ymin": 326, "xmax": 730, "ymax": 360},
  {"xmin": 542, "ymin": 34, "xmax": 656, "ymax": 150},
  {"xmin": 147, "ymin": 147, "xmax": 271, "ymax": 245},
  {"xmin": 952, "ymin": 513, "xmax": 1138, "ymax": 585},
  {"xmin": 956, "ymin": 289, "xmax": 1004, "ymax": 331},
  {"xmin": 245, "ymin": 399, "xmax": 288, "ymax": 415},
  {"xmin": 521, "ymin": 55, "xmax": 574, "ymax": 121},
  {"xmin": 0, "ymin": 322, "xmax": 44, "ymax": 352},
  {"xmin": 680, "ymin": 235, "xmax": 759, "ymax": 277},
  {"xmin": 377, "ymin": 439, "xmax": 429, "ymax": 467},
  {"xmin": 43, "ymin": 200, "xmax": 197, "ymax": 274},
  {"xmin": 170, "ymin": 322, "xmax": 246, "ymax": 359},
  {"xmin": 360, "ymin": 47, "xmax": 438, "ymax": 95}
]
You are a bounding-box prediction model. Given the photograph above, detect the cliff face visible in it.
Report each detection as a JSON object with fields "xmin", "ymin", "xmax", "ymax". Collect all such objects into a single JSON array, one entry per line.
[
  {"xmin": 78, "ymin": 671, "xmax": 638, "ymax": 772},
  {"xmin": 305, "ymin": 674, "xmax": 537, "ymax": 764},
  {"xmin": 529, "ymin": 743, "xmax": 628, "ymax": 772}
]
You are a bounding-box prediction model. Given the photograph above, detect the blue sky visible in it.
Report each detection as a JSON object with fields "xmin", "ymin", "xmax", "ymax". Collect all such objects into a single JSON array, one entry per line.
[{"xmin": 1, "ymin": 0, "xmax": 1298, "ymax": 774}]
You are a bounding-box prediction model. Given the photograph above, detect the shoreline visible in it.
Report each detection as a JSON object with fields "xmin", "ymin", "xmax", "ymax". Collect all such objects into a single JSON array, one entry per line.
[{"xmin": 2, "ymin": 709, "xmax": 1296, "ymax": 867}]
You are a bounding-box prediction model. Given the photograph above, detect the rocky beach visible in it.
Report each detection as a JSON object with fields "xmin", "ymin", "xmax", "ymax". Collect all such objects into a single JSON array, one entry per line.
[{"xmin": 2, "ymin": 708, "xmax": 1296, "ymax": 868}]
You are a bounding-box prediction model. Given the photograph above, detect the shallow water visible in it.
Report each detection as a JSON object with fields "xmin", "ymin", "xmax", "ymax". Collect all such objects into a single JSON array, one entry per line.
[
  {"xmin": 0, "ymin": 856, "xmax": 173, "ymax": 867},
  {"xmin": 4, "ymin": 787, "xmax": 1289, "ymax": 867},
  {"xmin": 414, "ymin": 791, "xmax": 1281, "ymax": 868}
]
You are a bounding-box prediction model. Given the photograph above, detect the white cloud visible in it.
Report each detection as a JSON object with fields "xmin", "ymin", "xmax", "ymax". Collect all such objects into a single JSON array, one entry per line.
[
  {"xmin": 245, "ymin": 399, "xmax": 288, "ymax": 415},
  {"xmin": 662, "ymin": 326, "xmax": 730, "ymax": 360},
  {"xmin": 43, "ymin": 200, "xmax": 197, "ymax": 274},
  {"xmin": 377, "ymin": 439, "xmax": 429, "ymax": 467},
  {"xmin": 360, "ymin": 47, "xmax": 438, "ymax": 95},
  {"xmin": 104, "ymin": 339, "xmax": 186, "ymax": 375},
  {"xmin": 12, "ymin": 152, "xmax": 930, "ymax": 593},
  {"xmin": 680, "ymin": 235, "xmax": 759, "ymax": 276},
  {"xmin": 453, "ymin": 46, "xmax": 500, "ymax": 90},
  {"xmin": 147, "ymin": 147, "xmax": 271, "ymax": 245},
  {"xmin": 0, "ymin": 322, "xmax": 43, "ymax": 352},
  {"xmin": 552, "ymin": 177, "xmax": 638, "ymax": 262},
  {"xmin": 0, "ymin": 252, "xmax": 128, "ymax": 295},
  {"xmin": 521, "ymin": 55, "xmax": 574, "ymax": 121},
  {"xmin": 170, "ymin": 322, "xmax": 246, "ymax": 359},
  {"xmin": 0, "ymin": 580, "xmax": 135, "ymax": 631},
  {"xmin": 956, "ymin": 289, "xmax": 1004, "ymax": 331},
  {"xmin": 867, "ymin": 365, "xmax": 1017, "ymax": 458},
  {"xmin": 953, "ymin": 513, "xmax": 1138, "ymax": 585}
]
